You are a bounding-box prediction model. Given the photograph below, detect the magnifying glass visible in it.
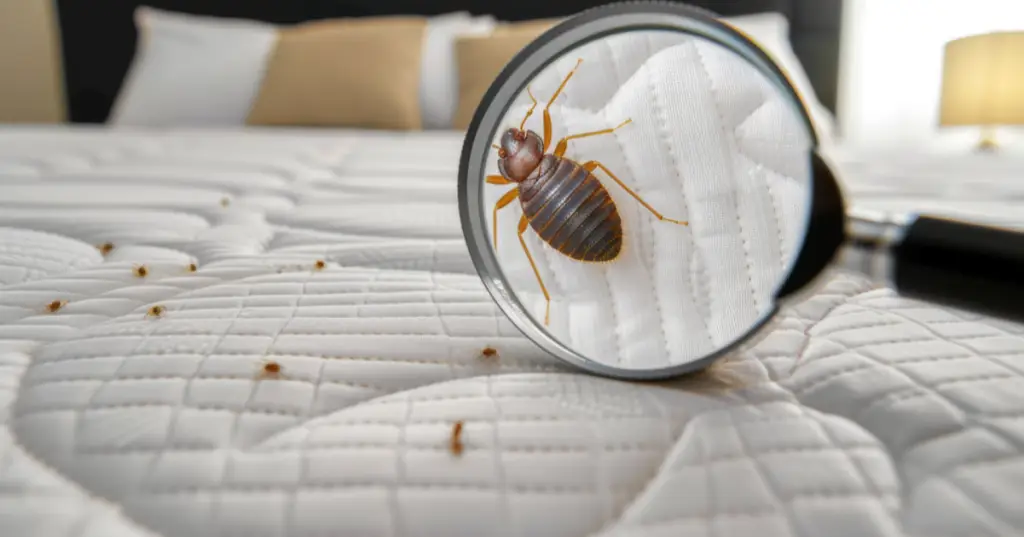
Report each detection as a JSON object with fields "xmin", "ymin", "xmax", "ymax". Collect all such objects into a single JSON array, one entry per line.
[{"xmin": 457, "ymin": 1, "xmax": 1024, "ymax": 381}]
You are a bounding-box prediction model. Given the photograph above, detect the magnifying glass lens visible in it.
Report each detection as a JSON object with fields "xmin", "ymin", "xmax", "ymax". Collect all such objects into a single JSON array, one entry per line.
[
  {"xmin": 461, "ymin": 2, "xmax": 1024, "ymax": 380},
  {"xmin": 463, "ymin": 7, "xmax": 816, "ymax": 379}
]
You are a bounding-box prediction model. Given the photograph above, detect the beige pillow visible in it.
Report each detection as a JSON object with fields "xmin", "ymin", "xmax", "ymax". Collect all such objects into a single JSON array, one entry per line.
[
  {"xmin": 452, "ymin": 19, "xmax": 559, "ymax": 130},
  {"xmin": 247, "ymin": 17, "xmax": 427, "ymax": 130}
]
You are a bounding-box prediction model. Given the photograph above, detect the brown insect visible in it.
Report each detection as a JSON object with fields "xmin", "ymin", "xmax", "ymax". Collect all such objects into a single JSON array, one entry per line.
[
  {"xmin": 313, "ymin": 260, "xmax": 326, "ymax": 271},
  {"xmin": 488, "ymin": 58, "xmax": 688, "ymax": 325},
  {"xmin": 46, "ymin": 300, "xmax": 66, "ymax": 313},
  {"xmin": 147, "ymin": 305, "xmax": 165, "ymax": 317},
  {"xmin": 450, "ymin": 421, "xmax": 464, "ymax": 456},
  {"xmin": 133, "ymin": 265, "xmax": 148, "ymax": 278},
  {"xmin": 187, "ymin": 263, "xmax": 197, "ymax": 273},
  {"xmin": 97, "ymin": 242, "xmax": 114, "ymax": 256},
  {"xmin": 257, "ymin": 360, "xmax": 283, "ymax": 380},
  {"xmin": 480, "ymin": 346, "xmax": 498, "ymax": 360}
]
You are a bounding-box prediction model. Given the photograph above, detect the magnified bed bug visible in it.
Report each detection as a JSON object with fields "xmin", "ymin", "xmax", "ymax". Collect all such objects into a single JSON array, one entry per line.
[
  {"xmin": 46, "ymin": 300, "xmax": 67, "ymax": 313},
  {"xmin": 313, "ymin": 260, "xmax": 326, "ymax": 271},
  {"xmin": 133, "ymin": 265, "xmax": 148, "ymax": 278},
  {"xmin": 450, "ymin": 421, "xmax": 464, "ymax": 456},
  {"xmin": 97, "ymin": 242, "xmax": 114, "ymax": 256},
  {"xmin": 487, "ymin": 58, "xmax": 689, "ymax": 325},
  {"xmin": 187, "ymin": 263, "xmax": 197, "ymax": 273},
  {"xmin": 146, "ymin": 305, "xmax": 165, "ymax": 317}
]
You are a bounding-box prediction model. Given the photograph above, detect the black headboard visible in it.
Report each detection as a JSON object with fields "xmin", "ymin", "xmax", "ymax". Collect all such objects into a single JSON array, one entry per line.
[{"xmin": 54, "ymin": 0, "xmax": 844, "ymax": 124}]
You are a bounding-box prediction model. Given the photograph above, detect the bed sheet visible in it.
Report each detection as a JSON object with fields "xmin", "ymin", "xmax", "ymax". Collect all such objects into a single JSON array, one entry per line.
[{"xmin": 1, "ymin": 125, "xmax": 1022, "ymax": 537}]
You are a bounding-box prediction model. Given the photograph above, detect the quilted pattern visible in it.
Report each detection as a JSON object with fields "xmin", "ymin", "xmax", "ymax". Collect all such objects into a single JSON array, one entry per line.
[{"xmin": 2, "ymin": 41, "xmax": 1024, "ymax": 537}]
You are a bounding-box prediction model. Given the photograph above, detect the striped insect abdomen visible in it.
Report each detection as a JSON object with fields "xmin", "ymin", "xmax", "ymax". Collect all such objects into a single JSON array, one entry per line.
[{"xmin": 518, "ymin": 155, "xmax": 623, "ymax": 262}]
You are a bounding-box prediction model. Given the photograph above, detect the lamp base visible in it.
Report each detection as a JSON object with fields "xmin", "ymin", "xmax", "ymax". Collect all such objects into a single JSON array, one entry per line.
[{"xmin": 975, "ymin": 126, "xmax": 1000, "ymax": 153}]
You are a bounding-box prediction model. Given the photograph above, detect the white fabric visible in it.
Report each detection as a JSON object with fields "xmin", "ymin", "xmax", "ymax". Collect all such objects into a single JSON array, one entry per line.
[
  {"xmin": 723, "ymin": 12, "xmax": 838, "ymax": 142},
  {"xmin": 109, "ymin": 8, "xmax": 496, "ymax": 129},
  {"xmin": 108, "ymin": 7, "xmax": 278, "ymax": 127},
  {"xmin": 419, "ymin": 12, "xmax": 497, "ymax": 129},
  {"xmin": 4, "ymin": 31, "xmax": 1024, "ymax": 537}
]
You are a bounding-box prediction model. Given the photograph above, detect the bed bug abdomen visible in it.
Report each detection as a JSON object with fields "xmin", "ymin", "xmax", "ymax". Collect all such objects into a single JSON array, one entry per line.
[{"xmin": 519, "ymin": 156, "xmax": 623, "ymax": 262}]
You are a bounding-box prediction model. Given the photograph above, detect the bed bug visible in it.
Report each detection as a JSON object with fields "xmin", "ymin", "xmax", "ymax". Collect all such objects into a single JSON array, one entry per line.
[
  {"xmin": 313, "ymin": 260, "xmax": 326, "ymax": 271},
  {"xmin": 256, "ymin": 359, "xmax": 283, "ymax": 380},
  {"xmin": 480, "ymin": 346, "xmax": 498, "ymax": 360},
  {"xmin": 449, "ymin": 421, "xmax": 464, "ymax": 456},
  {"xmin": 147, "ymin": 305, "xmax": 165, "ymax": 317},
  {"xmin": 97, "ymin": 242, "xmax": 114, "ymax": 256},
  {"xmin": 487, "ymin": 58, "xmax": 689, "ymax": 325},
  {"xmin": 46, "ymin": 300, "xmax": 67, "ymax": 313},
  {"xmin": 187, "ymin": 263, "xmax": 197, "ymax": 273},
  {"xmin": 133, "ymin": 265, "xmax": 148, "ymax": 278}
]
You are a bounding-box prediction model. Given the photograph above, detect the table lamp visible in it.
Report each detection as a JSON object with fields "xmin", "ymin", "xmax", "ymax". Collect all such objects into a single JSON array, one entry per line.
[{"xmin": 939, "ymin": 31, "xmax": 1024, "ymax": 152}]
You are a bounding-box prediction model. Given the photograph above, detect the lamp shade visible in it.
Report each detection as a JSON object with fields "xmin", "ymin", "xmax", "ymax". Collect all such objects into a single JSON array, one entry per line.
[{"xmin": 939, "ymin": 31, "xmax": 1024, "ymax": 127}]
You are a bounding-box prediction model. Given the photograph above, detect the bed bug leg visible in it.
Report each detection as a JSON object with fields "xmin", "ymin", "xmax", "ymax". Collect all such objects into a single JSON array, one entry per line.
[
  {"xmin": 553, "ymin": 118, "xmax": 633, "ymax": 158},
  {"xmin": 541, "ymin": 58, "xmax": 584, "ymax": 152},
  {"xmin": 582, "ymin": 160, "xmax": 689, "ymax": 226},
  {"xmin": 492, "ymin": 188, "xmax": 519, "ymax": 249},
  {"xmin": 450, "ymin": 421, "xmax": 464, "ymax": 456},
  {"xmin": 518, "ymin": 215, "xmax": 551, "ymax": 325}
]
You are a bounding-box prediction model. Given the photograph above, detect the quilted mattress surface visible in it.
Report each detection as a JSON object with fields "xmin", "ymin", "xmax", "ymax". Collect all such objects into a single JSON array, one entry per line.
[{"xmin": 3, "ymin": 36, "xmax": 1024, "ymax": 537}]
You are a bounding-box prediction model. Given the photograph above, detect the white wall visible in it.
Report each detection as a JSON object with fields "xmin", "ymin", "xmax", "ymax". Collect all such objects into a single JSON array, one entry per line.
[{"xmin": 838, "ymin": 0, "xmax": 1024, "ymax": 150}]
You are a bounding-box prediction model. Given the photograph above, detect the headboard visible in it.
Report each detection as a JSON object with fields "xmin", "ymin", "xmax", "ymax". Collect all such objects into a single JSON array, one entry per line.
[{"xmin": 53, "ymin": 0, "xmax": 844, "ymax": 124}]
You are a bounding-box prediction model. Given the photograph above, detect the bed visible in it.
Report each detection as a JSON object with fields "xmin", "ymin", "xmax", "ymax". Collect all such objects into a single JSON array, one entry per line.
[{"xmin": 3, "ymin": 1, "xmax": 1024, "ymax": 537}]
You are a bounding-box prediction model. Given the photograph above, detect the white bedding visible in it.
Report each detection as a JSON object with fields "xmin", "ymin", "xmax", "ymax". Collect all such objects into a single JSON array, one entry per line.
[
  {"xmin": 2, "ymin": 126, "xmax": 1024, "ymax": 537},
  {"xmin": 3, "ymin": 51, "xmax": 1024, "ymax": 537}
]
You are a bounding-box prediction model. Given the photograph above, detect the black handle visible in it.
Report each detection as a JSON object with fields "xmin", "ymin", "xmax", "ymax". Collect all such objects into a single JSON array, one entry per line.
[{"xmin": 893, "ymin": 215, "xmax": 1024, "ymax": 323}]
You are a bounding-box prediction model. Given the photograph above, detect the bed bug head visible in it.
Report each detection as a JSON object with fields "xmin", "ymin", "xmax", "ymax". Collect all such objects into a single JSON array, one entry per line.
[{"xmin": 494, "ymin": 128, "xmax": 544, "ymax": 182}]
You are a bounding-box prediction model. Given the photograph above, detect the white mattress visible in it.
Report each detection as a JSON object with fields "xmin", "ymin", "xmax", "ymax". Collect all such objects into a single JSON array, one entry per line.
[{"xmin": 4, "ymin": 48, "xmax": 1024, "ymax": 537}]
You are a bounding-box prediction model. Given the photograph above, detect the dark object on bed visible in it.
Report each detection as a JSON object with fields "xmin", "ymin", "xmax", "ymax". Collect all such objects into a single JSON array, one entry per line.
[{"xmin": 53, "ymin": 0, "xmax": 843, "ymax": 124}]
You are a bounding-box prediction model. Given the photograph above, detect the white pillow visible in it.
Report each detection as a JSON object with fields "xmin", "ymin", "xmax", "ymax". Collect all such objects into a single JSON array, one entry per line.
[
  {"xmin": 419, "ymin": 12, "xmax": 496, "ymax": 129},
  {"xmin": 108, "ymin": 7, "xmax": 278, "ymax": 127},
  {"xmin": 723, "ymin": 12, "xmax": 838, "ymax": 142},
  {"xmin": 110, "ymin": 7, "xmax": 496, "ymax": 129}
]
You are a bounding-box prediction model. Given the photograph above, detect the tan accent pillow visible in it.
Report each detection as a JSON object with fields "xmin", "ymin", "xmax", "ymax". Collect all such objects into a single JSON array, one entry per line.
[
  {"xmin": 452, "ymin": 19, "xmax": 559, "ymax": 130},
  {"xmin": 247, "ymin": 17, "xmax": 427, "ymax": 130}
]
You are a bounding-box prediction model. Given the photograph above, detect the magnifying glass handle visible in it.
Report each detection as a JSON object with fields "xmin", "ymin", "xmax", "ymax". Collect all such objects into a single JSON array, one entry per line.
[{"xmin": 890, "ymin": 215, "xmax": 1024, "ymax": 323}]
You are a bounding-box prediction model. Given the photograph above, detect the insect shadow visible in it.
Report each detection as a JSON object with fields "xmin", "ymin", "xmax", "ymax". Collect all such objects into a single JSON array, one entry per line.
[{"xmin": 488, "ymin": 57, "xmax": 689, "ymax": 325}]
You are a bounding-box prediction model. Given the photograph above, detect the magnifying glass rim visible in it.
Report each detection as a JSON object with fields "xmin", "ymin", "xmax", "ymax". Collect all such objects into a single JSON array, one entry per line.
[{"xmin": 457, "ymin": 0, "xmax": 820, "ymax": 381}]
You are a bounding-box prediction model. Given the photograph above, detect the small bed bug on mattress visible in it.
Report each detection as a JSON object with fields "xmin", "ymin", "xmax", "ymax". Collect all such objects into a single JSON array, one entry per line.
[{"xmin": 488, "ymin": 58, "xmax": 689, "ymax": 325}]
